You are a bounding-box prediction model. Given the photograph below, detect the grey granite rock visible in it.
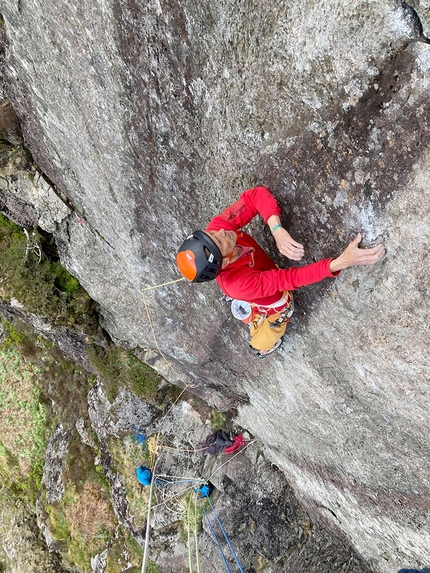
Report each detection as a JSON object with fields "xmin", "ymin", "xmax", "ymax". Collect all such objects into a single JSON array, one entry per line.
[
  {"xmin": 1, "ymin": 0, "xmax": 429, "ymax": 571},
  {"xmin": 41, "ymin": 423, "xmax": 72, "ymax": 504}
]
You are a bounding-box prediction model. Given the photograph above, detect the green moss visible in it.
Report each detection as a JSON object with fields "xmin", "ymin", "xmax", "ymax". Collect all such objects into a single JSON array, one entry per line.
[
  {"xmin": 1, "ymin": 320, "xmax": 28, "ymax": 348},
  {"xmin": 87, "ymin": 344, "xmax": 161, "ymax": 402},
  {"xmin": 0, "ymin": 318, "xmax": 99, "ymax": 510},
  {"xmin": 1, "ymin": 319, "xmax": 95, "ymax": 428},
  {"xmin": 147, "ymin": 563, "xmax": 164, "ymax": 573},
  {"xmin": 210, "ymin": 409, "xmax": 227, "ymax": 431},
  {"xmin": 0, "ymin": 214, "xmax": 97, "ymax": 329}
]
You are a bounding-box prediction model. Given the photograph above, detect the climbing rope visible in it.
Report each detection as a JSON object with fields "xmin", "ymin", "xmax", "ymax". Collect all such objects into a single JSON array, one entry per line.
[
  {"xmin": 154, "ymin": 443, "xmax": 215, "ymax": 454},
  {"xmin": 141, "ymin": 289, "xmax": 193, "ymax": 438},
  {"xmin": 201, "ymin": 501, "xmax": 232, "ymax": 573},
  {"xmin": 141, "ymin": 468, "xmax": 157, "ymax": 573},
  {"xmin": 208, "ymin": 439, "xmax": 256, "ymax": 481},
  {"xmin": 206, "ymin": 497, "xmax": 245, "ymax": 573},
  {"xmin": 151, "ymin": 482, "xmax": 203, "ymax": 512},
  {"xmin": 140, "ymin": 281, "xmax": 197, "ymax": 573},
  {"xmin": 193, "ymin": 491, "xmax": 201, "ymax": 573},
  {"xmin": 141, "ymin": 277, "xmax": 186, "ymax": 291},
  {"xmin": 145, "ymin": 435, "xmax": 159, "ymax": 465},
  {"xmin": 139, "ymin": 441, "xmax": 255, "ymax": 571},
  {"xmin": 139, "ymin": 279, "xmax": 253, "ymax": 573},
  {"xmin": 187, "ymin": 492, "xmax": 193, "ymax": 573},
  {"xmin": 198, "ymin": 493, "xmax": 245, "ymax": 573}
]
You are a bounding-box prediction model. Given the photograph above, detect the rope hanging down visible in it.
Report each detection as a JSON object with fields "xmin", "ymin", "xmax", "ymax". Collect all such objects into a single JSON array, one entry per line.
[
  {"xmin": 202, "ymin": 501, "xmax": 232, "ymax": 573},
  {"xmin": 206, "ymin": 497, "xmax": 245, "ymax": 573},
  {"xmin": 139, "ymin": 279, "xmax": 249, "ymax": 573},
  {"xmin": 140, "ymin": 280, "xmax": 196, "ymax": 573}
]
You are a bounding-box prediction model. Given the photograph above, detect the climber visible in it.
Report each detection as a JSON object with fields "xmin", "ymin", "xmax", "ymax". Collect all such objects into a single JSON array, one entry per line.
[{"xmin": 176, "ymin": 186, "xmax": 385, "ymax": 358}]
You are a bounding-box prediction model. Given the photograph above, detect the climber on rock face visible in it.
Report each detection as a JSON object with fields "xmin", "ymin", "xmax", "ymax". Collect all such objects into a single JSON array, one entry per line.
[{"xmin": 176, "ymin": 186, "xmax": 385, "ymax": 358}]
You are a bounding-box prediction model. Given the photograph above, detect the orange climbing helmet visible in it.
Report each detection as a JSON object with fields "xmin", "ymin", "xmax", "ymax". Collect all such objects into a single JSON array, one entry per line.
[{"xmin": 176, "ymin": 230, "xmax": 223, "ymax": 283}]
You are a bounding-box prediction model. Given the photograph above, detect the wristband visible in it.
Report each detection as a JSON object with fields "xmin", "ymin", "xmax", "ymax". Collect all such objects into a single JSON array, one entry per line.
[{"xmin": 271, "ymin": 223, "xmax": 282, "ymax": 233}]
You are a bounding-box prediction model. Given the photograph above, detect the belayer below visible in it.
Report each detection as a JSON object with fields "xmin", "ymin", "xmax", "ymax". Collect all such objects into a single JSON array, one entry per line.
[{"xmin": 176, "ymin": 186, "xmax": 385, "ymax": 358}]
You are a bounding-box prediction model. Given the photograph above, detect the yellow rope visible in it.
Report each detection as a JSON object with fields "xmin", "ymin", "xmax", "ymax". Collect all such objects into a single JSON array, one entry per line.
[
  {"xmin": 141, "ymin": 277, "xmax": 186, "ymax": 291},
  {"xmin": 146, "ymin": 435, "xmax": 159, "ymax": 463},
  {"xmin": 140, "ymin": 286, "xmax": 194, "ymax": 573},
  {"xmin": 141, "ymin": 290, "xmax": 190, "ymax": 387},
  {"xmin": 151, "ymin": 483, "xmax": 201, "ymax": 511},
  {"xmin": 141, "ymin": 290, "xmax": 193, "ymax": 451},
  {"xmin": 156, "ymin": 444, "xmax": 213, "ymax": 454}
]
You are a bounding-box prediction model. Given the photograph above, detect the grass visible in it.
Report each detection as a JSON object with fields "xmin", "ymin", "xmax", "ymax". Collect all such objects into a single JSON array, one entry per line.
[
  {"xmin": 180, "ymin": 491, "xmax": 208, "ymax": 540},
  {"xmin": 1, "ymin": 318, "xmax": 95, "ymax": 427},
  {"xmin": 0, "ymin": 320, "xmax": 118, "ymax": 569},
  {"xmin": 46, "ymin": 480, "xmax": 117, "ymax": 571},
  {"xmin": 107, "ymin": 434, "xmax": 152, "ymax": 529},
  {"xmin": 0, "ymin": 344, "xmax": 48, "ymax": 496},
  {"xmin": 210, "ymin": 409, "xmax": 227, "ymax": 431}
]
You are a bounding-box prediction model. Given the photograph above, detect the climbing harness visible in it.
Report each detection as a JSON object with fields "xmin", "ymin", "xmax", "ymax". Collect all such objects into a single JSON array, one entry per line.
[
  {"xmin": 230, "ymin": 291, "xmax": 294, "ymax": 327},
  {"xmin": 253, "ymin": 290, "xmax": 294, "ymax": 325}
]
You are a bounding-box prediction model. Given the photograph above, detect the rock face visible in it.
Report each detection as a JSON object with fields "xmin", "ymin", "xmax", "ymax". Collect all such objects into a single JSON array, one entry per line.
[{"xmin": 1, "ymin": 1, "xmax": 429, "ymax": 571}]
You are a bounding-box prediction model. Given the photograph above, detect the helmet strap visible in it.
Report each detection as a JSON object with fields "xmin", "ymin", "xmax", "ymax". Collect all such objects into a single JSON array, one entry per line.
[{"xmin": 222, "ymin": 250, "xmax": 236, "ymax": 268}]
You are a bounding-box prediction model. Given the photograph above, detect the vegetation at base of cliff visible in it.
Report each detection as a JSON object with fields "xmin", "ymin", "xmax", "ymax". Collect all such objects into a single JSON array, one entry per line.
[
  {"xmin": 0, "ymin": 486, "xmax": 69, "ymax": 573},
  {"xmin": 1, "ymin": 318, "xmax": 95, "ymax": 426},
  {"xmin": 0, "ymin": 339, "xmax": 48, "ymax": 498},
  {"xmin": 41, "ymin": 421, "xmax": 144, "ymax": 571},
  {"xmin": 0, "ymin": 318, "xmax": 164, "ymax": 572},
  {"xmin": 88, "ymin": 343, "xmax": 162, "ymax": 402},
  {"xmin": 0, "ymin": 319, "xmax": 115, "ymax": 571},
  {"xmin": 0, "ymin": 213, "xmax": 98, "ymax": 331},
  {"xmin": 108, "ymin": 434, "xmax": 153, "ymax": 528},
  {"xmin": 45, "ymin": 480, "xmax": 116, "ymax": 571},
  {"xmin": 0, "ymin": 319, "xmax": 100, "ymax": 497}
]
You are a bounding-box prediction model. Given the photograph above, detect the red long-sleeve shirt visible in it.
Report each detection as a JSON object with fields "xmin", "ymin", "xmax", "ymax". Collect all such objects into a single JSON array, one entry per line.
[{"xmin": 206, "ymin": 186, "xmax": 339, "ymax": 305}]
